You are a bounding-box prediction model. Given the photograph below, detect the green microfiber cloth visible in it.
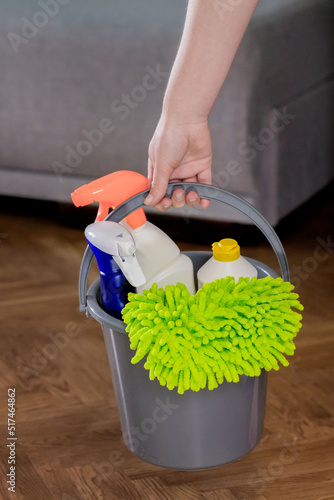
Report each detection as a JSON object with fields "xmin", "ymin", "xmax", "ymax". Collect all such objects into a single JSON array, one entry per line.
[{"xmin": 122, "ymin": 277, "xmax": 303, "ymax": 394}]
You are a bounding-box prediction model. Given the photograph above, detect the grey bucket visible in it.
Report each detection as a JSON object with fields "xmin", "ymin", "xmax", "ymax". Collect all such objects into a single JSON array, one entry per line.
[{"xmin": 79, "ymin": 182, "xmax": 290, "ymax": 470}]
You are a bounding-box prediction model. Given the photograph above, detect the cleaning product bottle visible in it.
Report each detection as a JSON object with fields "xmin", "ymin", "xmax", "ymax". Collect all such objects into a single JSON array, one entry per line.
[
  {"xmin": 197, "ymin": 238, "xmax": 258, "ymax": 288},
  {"xmin": 85, "ymin": 221, "xmax": 146, "ymax": 318},
  {"xmin": 119, "ymin": 218, "xmax": 195, "ymax": 294},
  {"xmin": 72, "ymin": 171, "xmax": 196, "ymax": 294}
]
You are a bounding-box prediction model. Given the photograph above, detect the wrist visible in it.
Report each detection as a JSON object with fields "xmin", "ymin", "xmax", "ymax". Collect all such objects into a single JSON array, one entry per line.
[{"xmin": 162, "ymin": 89, "xmax": 210, "ymax": 126}]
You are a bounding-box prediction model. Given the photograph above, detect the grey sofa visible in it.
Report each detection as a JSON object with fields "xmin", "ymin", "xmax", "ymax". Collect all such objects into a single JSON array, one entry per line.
[{"xmin": 1, "ymin": 0, "xmax": 333, "ymax": 225}]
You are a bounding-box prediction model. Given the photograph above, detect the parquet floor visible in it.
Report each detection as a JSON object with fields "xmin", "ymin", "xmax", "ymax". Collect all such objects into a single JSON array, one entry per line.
[{"xmin": 0, "ymin": 184, "xmax": 333, "ymax": 500}]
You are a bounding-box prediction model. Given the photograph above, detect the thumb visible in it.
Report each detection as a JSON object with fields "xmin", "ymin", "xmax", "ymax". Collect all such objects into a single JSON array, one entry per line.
[{"xmin": 144, "ymin": 163, "xmax": 172, "ymax": 206}]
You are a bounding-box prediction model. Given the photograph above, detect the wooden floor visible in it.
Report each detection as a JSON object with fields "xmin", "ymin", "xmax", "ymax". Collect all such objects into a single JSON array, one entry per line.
[{"xmin": 0, "ymin": 184, "xmax": 333, "ymax": 500}]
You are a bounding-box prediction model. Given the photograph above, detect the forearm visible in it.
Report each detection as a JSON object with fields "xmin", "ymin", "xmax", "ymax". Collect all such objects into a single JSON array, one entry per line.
[{"xmin": 163, "ymin": 0, "xmax": 260, "ymax": 123}]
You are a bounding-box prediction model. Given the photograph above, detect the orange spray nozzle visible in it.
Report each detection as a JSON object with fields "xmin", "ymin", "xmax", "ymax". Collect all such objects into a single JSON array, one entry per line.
[{"xmin": 71, "ymin": 170, "xmax": 149, "ymax": 229}]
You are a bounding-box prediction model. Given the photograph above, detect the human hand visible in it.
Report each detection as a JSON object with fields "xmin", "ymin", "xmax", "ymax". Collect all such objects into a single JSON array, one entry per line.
[{"xmin": 143, "ymin": 115, "xmax": 212, "ymax": 211}]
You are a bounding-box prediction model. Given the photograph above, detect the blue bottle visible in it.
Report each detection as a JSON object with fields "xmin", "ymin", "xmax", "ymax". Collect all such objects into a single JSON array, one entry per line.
[{"xmin": 85, "ymin": 221, "xmax": 145, "ymax": 319}]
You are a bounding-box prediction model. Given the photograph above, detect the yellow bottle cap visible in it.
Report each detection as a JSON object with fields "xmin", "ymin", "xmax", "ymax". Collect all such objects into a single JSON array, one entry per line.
[{"xmin": 212, "ymin": 238, "xmax": 240, "ymax": 262}]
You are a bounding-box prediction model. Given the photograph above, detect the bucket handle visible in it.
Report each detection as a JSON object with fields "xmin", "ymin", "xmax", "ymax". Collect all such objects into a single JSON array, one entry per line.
[{"xmin": 78, "ymin": 182, "xmax": 290, "ymax": 314}]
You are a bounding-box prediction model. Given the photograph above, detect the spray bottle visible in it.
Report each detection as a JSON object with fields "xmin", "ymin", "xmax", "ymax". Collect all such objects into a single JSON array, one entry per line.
[
  {"xmin": 72, "ymin": 171, "xmax": 196, "ymax": 294},
  {"xmin": 197, "ymin": 238, "xmax": 258, "ymax": 288},
  {"xmin": 85, "ymin": 221, "xmax": 145, "ymax": 318}
]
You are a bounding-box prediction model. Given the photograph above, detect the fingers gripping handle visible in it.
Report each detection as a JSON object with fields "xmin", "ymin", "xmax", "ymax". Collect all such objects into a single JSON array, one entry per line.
[{"xmin": 79, "ymin": 183, "xmax": 290, "ymax": 313}]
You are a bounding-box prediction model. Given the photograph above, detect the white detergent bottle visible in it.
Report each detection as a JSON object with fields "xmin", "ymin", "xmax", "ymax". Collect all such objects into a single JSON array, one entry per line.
[
  {"xmin": 121, "ymin": 219, "xmax": 196, "ymax": 294},
  {"xmin": 71, "ymin": 170, "xmax": 196, "ymax": 295},
  {"xmin": 197, "ymin": 238, "xmax": 258, "ymax": 288}
]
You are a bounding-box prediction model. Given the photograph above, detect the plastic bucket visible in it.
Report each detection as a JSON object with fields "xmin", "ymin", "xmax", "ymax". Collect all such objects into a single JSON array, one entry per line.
[{"xmin": 79, "ymin": 182, "xmax": 290, "ymax": 470}]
